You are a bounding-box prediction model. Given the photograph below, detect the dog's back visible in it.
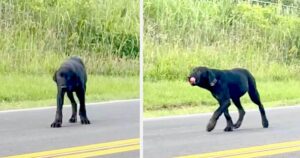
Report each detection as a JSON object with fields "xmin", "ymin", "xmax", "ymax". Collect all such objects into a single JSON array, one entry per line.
[
  {"xmin": 220, "ymin": 68, "xmax": 260, "ymax": 100},
  {"xmin": 61, "ymin": 57, "xmax": 87, "ymax": 83},
  {"xmin": 69, "ymin": 56, "xmax": 85, "ymax": 67}
]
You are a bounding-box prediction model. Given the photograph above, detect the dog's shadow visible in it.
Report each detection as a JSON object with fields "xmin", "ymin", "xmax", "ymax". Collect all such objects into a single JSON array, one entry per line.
[
  {"xmin": 207, "ymin": 127, "xmax": 271, "ymax": 135},
  {"xmin": 48, "ymin": 119, "xmax": 98, "ymax": 129}
]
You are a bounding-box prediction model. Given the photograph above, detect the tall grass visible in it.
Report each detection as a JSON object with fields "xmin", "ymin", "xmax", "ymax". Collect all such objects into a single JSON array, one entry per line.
[
  {"xmin": 144, "ymin": 0, "xmax": 300, "ymax": 81},
  {"xmin": 0, "ymin": 0, "xmax": 139, "ymax": 107},
  {"xmin": 0, "ymin": 0, "xmax": 139, "ymax": 76}
]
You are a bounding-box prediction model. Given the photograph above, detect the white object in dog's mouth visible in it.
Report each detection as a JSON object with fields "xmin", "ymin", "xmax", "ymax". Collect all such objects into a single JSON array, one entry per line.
[{"xmin": 189, "ymin": 77, "xmax": 196, "ymax": 84}]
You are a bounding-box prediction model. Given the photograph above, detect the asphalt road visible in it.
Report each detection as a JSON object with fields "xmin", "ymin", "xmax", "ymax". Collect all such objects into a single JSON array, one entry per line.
[
  {"xmin": 144, "ymin": 105, "xmax": 300, "ymax": 158},
  {"xmin": 0, "ymin": 99, "xmax": 140, "ymax": 158}
]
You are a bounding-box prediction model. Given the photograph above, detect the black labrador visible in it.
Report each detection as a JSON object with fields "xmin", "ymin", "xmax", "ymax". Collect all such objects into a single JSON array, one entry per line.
[
  {"xmin": 188, "ymin": 67, "xmax": 269, "ymax": 132},
  {"xmin": 51, "ymin": 56, "xmax": 90, "ymax": 128}
]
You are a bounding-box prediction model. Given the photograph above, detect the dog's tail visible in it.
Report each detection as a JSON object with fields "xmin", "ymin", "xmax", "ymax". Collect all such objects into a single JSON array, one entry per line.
[{"xmin": 246, "ymin": 71, "xmax": 262, "ymax": 105}]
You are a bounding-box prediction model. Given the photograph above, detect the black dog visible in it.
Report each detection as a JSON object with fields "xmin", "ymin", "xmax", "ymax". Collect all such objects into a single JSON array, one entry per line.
[
  {"xmin": 188, "ymin": 67, "xmax": 269, "ymax": 132},
  {"xmin": 51, "ymin": 56, "xmax": 90, "ymax": 128}
]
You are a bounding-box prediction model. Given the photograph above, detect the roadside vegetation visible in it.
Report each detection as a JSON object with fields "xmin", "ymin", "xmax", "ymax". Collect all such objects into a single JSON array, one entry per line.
[
  {"xmin": 0, "ymin": 0, "xmax": 139, "ymax": 110},
  {"xmin": 144, "ymin": 0, "xmax": 300, "ymax": 117}
]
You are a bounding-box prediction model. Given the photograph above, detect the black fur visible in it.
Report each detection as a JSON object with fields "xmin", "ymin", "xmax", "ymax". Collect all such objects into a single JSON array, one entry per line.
[
  {"xmin": 51, "ymin": 56, "xmax": 90, "ymax": 128},
  {"xmin": 188, "ymin": 67, "xmax": 269, "ymax": 132}
]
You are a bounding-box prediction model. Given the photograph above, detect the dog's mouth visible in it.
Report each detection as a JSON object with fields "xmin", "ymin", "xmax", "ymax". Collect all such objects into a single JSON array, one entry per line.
[
  {"xmin": 60, "ymin": 85, "xmax": 67, "ymax": 89},
  {"xmin": 59, "ymin": 85, "xmax": 73, "ymax": 91},
  {"xmin": 188, "ymin": 77, "xmax": 196, "ymax": 85}
]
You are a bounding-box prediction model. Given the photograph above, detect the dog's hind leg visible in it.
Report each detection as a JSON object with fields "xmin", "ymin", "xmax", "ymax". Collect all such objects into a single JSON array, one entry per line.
[
  {"xmin": 249, "ymin": 92, "xmax": 269, "ymax": 128},
  {"xmin": 223, "ymin": 109, "xmax": 234, "ymax": 132},
  {"xmin": 248, "ymin": 78, "xmax": 269, "ymax": 128},
  {"xmin": 232, "ymin": 98, "xmax": 245, "ymax": 129},
  {"xmin": 67, "ymin": 92, "xmax": 77, "ymax": 123}
]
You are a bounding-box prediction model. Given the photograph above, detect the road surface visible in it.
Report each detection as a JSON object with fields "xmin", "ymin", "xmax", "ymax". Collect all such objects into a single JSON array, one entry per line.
[
  {"xmin": 0, "ymin": 99, "xmax": 140, "ymax": 158},
  {"xmin": 144, "ymin": 105, "xmax": 300, "ymax": 158}
]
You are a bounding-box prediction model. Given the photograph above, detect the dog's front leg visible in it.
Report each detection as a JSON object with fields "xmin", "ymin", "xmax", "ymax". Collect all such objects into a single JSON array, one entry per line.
[
  {"xmin": 223, "ymin": 108, "xmax": 234, "ymax": 132},
  {"xmin": 51, "ymin": 88, "xmax": 65, "ymax": 128},
  {"xmin": 207, "ymin": 99, "xmax": 231, "ymax": 132}
]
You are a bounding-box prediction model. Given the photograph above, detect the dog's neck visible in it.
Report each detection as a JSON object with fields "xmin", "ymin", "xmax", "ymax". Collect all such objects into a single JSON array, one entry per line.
[
  {"xmin": 210, "ymin": 79, "xmax": 217, "ymax": 86},
  {"xmin": 198, "ymin": 79, "xmax": 218, "ymax": 91}
]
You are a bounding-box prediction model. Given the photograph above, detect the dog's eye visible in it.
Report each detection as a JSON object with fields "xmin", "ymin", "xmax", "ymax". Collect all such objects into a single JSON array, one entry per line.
[{"xmin": 60, "ymin": 73, "xmax": 64, "ymax": 77}]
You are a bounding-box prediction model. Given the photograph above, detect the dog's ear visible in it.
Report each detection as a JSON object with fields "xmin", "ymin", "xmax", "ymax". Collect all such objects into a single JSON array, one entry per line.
[
  {"xmin": 207, "ymin": 70, "xmax": 217, "ymax": 86},
  {"xmin": 53, "ymin": 70, "xmax": 57, "ymax": 82}
]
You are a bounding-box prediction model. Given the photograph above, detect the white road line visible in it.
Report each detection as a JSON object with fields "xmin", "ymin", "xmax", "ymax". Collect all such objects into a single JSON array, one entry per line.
[
  {"xmin": 144, "ymin": 104, "xmax": 300, "ymax": 122},
  {"xmin": 0, "ymin": 99, "xmax": 140, "ymax": 113}
]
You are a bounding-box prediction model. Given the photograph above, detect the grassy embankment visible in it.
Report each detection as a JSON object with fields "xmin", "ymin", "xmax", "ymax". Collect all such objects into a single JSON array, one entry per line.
[
  {"xmin": 0, "ymin": 0, "xmax": 139, "ymax": 110},
  {"xmin": 144, "ymin": 0, "xmax": 300, "ymax": 117}
]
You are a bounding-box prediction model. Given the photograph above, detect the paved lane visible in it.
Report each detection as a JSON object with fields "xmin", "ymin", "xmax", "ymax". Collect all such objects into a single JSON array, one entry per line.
[{"xmin": 0, "ymin": 99, "xmax": 140, "ymax": 158}]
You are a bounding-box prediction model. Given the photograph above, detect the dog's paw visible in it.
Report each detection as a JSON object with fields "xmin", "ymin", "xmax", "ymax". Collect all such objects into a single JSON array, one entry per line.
[
  {"xmin": 224, "ymin": 126, "xmax": 233, "ymax": 132},
  {"xmin": 206, "ymin": 120, "xmax": 217, "ymax": 132},
  {"xmin": 69, "ymin": 117, "xmax": 77, "ymax": 123},
  {"xmin": 234, "ymin": 121, "xmax": 242, "ymax": 129},
  {"xmin": 51, "ymin": 121, "xmax": 62, "ymax": 128},
  {"xmin": 262, "ymin": 119, "xmax": 269, "ymax": 128},
  {"xmin": 81, "ymin": 118, "xmax": 90, "ymax": 124}
]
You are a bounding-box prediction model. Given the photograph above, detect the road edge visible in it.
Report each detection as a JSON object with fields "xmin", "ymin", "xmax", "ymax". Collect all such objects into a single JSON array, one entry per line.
[
  {"xmin": 144, "ymin": 104, "xmax": 300, "ymax": 122},
  {"xmin": 0, "ymin": 99, "xmax": 140, "ymax": 113}
]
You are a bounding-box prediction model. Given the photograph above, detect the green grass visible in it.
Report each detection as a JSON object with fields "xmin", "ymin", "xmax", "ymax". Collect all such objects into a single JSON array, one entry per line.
[
  {"xmin": 0, "ymin": 74, "xmax": 139, "ymax": 110},
  {"xmin": 144, "ymin": 45, "xmax": 300, "ymax": 81},
  {"xmin": 0, "ymin": 0, "xmax": 139, "ymax": 75},
  {"xmin": 0, "ymin": 53, "xmax": 139, "ymax": 76},
  {"xmin": 144, "ymin": 0, "xmax": 300, "ymax": 81},
  {"xmin": 144, "ymin": 79, "xmax": 300, "ymax": 117}
]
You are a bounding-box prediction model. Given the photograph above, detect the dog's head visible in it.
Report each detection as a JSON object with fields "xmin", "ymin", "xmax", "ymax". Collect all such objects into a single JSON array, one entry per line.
[
  {"xmin": 53, "ymin": 67, "xmax": 78, "ymax": 91},
  {"xmin": 188, "ymin": 67, "xmax": 217, "ymax": 87}
]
